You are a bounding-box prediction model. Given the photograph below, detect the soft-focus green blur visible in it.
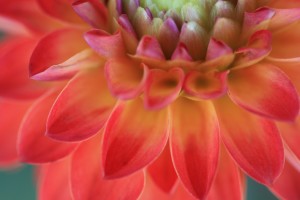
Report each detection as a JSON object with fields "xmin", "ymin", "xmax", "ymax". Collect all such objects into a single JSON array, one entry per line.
[{"xmin": 0, "ymin": 166, "xmax": 278, "ymax": 200}]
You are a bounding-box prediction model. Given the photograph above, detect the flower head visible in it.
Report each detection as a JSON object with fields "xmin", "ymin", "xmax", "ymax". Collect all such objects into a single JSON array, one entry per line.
[{"xmin": 1, "ymin": 0, "xmax": 300, "ymax": 199}]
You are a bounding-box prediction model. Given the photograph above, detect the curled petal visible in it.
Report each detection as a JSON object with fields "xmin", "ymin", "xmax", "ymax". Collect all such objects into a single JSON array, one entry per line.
[
  {"xmin": 18, "ymin": 91, "xmax": 79, "ymax": 163},
  {"xmin": 171, "ymin": 43, "xmax": 193, "ymax": 61},
  {"xmin": 47, "ymin": 68, "xmax": 116, "ymax": 142},
  {"xmin": 214, "ymin": 97, "xmax": 284, "ymax": 185},
  {"xmin": 71, "ymin": 134, "xmax": 145, "ymax": 200},
  {"xmin": 102, "ymin": 98, "xmax": 170, "ymax": 178},
  {"xmin": 144, "ymin": 67, "xmax": 184, "ymax": 110},
  {"xmin": 183, "ymin": 70, "xmax": 228, "ymax": 100},
  {"xmin": 228, "ymin": 63, "xmax": 299, "ymax": 121},
  {"xmin": 105, "ymin": 58, "xmax": 148, "ymax": 100},
  {"xmin": 269, "ymin": 8, "xmax": 300, "ymax": 31},
  {"xmin": 206, "ymin": 38, "xmax": 233, "ymax": 61},
  {"xmin": 136, "ymin": 36, "xmax": 165, "ymax": 60},
  {"xmin": 30, "ymin": 28, "xmax": 89, "ymax": 80},
  {"xmin": 170, "ymin": 98, "xmax": 219, "ymax": 199}
]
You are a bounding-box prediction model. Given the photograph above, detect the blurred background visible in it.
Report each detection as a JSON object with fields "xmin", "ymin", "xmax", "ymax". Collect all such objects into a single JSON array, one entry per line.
[{"xmin": 0, "ymin": 165, "xmax": 278, "ymax": 200}]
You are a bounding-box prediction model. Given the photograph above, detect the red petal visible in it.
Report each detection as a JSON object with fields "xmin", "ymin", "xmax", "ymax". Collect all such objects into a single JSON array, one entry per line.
[
  {"xmin": 105, "ymin": 58, "xmax": 148, "ymax": 100},
  {"xmin": 269, "ymin": 8, "xmax": 300, "ymax": 31},
  {"xmin": 214, "ymin": 97, "xmax": 284, "ymax": 184},
  {"xmin": 206, "ymin": 38, "xmax": 232, "ymax": 61},
  {"xmin": 47, "ymin": 68, "xmax": 116, "ymax": 142},
  {"xmin": 144, "ymin": 67, "xmax": 184, "ymax": 109},
  {"xmin": 170, "ymin": 98, "xmax": 219, "ymax": 199},
  {"xmin": 71, "ymin": 133, "xmax": 145, "ymax": 200},
  {"xmin": 38, "ymin": 0, "xmax": 84, "ymax": 24},
  {"xmin": 136, "ymin": 36, "xmax": 165, "ymax": 60},
  {"xmin": 18, "ymin": 91, "xmax": 79, "ymax": 163},
  {"xmin": 207, "ymin": 145, "xmax": 245, "ymax": 200},
  {"xmin": 0, "ymin": 99, "xmax": 31, "ymax": 166},
  {"xmin": 72, "ymin": 0, "xmax": 108, "ymax": 29},
  {"xmin": 84, "ymin": 30, "xmax": 126, "ymax": 58},
  {"xmin": 0, "ymin": 37, "xmax": 47, "ymax": 99},
  {"xmin": 228, "ymin": 63, "xmax": 299, "ymax": 121},
  {"xmin": 38, "ymin": 158, "xmax": 73, "ymax": 200},
  {"xmin": 147, "ymin": 142, "xmax": 178, "ymax": 193},
  {"xmin": 102, "ymin": 98, "xmax": 170, "ymax": 178},
  {"xmin": 270, "ymin": 160, "xmax": 300, "ymax": 200},
  {"xmin": 30, "ymin": 28, "xmax": 90, "ymax": 80}
]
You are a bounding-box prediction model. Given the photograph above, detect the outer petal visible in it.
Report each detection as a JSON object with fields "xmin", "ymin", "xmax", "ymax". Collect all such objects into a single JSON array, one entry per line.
[
  {"xmin": 0, "ymin": 37, "xmax": 47, "ymax": 99},
  {"xmin": 18, "ymin": 91, "xmax": 79, "ymax": 163},
  {"xmin": 207, "ymin": 145, "xmax": 245, "ymax": 200},
  {"xmin": 213, "ymin": 97, "xmax": 284, "ymax": 185},
  {"xmin": 102, "ymin": 98, "xmax": 170, "ymax": 178},
  {"xmin": 144, "ymin": 67, "xmax": 184, "ymax": 109},
  {"xmin": 0, "ymin": 99, "xmax": 31, "ymax": 166},
  {"xmin": 38, "ymin": 158, "xmax": 73, "ymax": 200},
  {"xmin": 47, "ymin": 68, "xmax": 116, "ymax": 142},
  {"xmin": 228, "ymin": 63, "xmax": 299, "ymax": 121},
  {"xmin": 170, "ymin": 98, "xmax": 219, "ymax": 199},
  {"xmin": 270, "ymin": 160, "xmax": 300, "ymax": 200},
  {"xmin": 30, "ymin": 28, "xmax": 91, "ymax": 80},
  {"xmin": 71, "ymin": 133, "xmax": 145, "ymax": 200},
  {"xmin": 147, "ymin": 142, "xmax": 178, "ymax": 193}
]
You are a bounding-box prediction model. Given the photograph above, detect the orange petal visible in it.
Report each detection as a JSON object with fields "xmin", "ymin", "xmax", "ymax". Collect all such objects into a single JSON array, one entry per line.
[
  {"xmin": 47, "ymin": 68, "xmax": 116, "ymax": 142},
  {"xmin": 147, "ymin": 142, "xmax": 178, "ymax": 193},
  {"xmin": 71, "ymin": 133, "xmax": 145, "ymax": 200},
  {"xmin": 228, "ymin": 62, "xmax": 299, "ymax": 121},
  {"xmin": 38, "ymin": 158, "xmax": 73, "ymax": 200},
  {"xmin": 144, "ymin": 67, "xmax": 184, "ymax": 109},
  {"xmin": 170, "ymin": 98, "xmax": 219, "ymax": 199},
  {"xmin": 102, "ymin": 98, "xmax": 170, "ymax": 178},
  {"xmin": 18, "ymin": 91, "xmax": 79, "ymax": 163},
  {"xmin": 214, "ymin": 96, "xmax": 284, "ymax": 185}
]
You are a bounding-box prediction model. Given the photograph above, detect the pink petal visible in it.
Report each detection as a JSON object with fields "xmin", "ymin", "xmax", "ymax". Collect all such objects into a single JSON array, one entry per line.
[
  {"xmin": 38, "ymin": 158, "xmax": 73, "ymax": 200},
  {"xmin": 47, "ymin": 68, "xmax": 116, "ymax": 142},
  {"xmin": 207, "ymin": 145, "xmax": 245, "ymax": 200},
  {"xmin": 105, "ymin": 58, "xmax": 148, "ymax": 100},
  {"xmin": 72, "ymin": 0, "xmax": 108, "ymax": 29},
  {"xmin": 171, "ymin": 43, "xmax": 193, "ymax": 61},
  {"xmin": 183, "ymin": 70, "xmax": 228, "ymax": 100},
  {"xmin": 71, "ymin": 133, "xmax": 145, "ymax": 200},
  {"xmin": 214, "ymin": 97, "xmax": 284, "ymax": 184},
  {"xmin": 136, "ymin": 36, "xmax": 165, "ymax": 60},
  {"xmin": 0, "ymin": 99, "xmax": 31, "ymax": 167},
  {"xmin": 144, "ymin": 67, "xmax": 184, "ymax": 109},
  {"xmin": 228, "ymin": 62, "xmax": 299, "ymax": 121},
  {"xmin": 170, "ymin": 98, "xmax": 219, "ymax": 199},
  {"xmin": 30, "ymin": 28, "xmax": 90, "ymax": 80},
  {"xmin": 269, "ymin": 8, "xmax": 300, "ymax": 31},
  {"xmin": 84, "ymin": 30, "xmax": 126, "ymax": 58},
  {"xmin": 38, "ymin": 0, "xmax": 84, "ymax": 24},
  {"xmin": 206, "ymin": 38, "xmax": 233, "ymax": 61},
  {"xmin": 0, "ymin": 37, "xmax": 47, "ymax": 99},
  {"xmin": 102, "ymin": 98, "xmax": 170, "ymax": 178},
  {"xmin": 18, "ymin": 91, "xmax": 79, "ymax": 163},
  {"xmin": 234, "ymin": 30, "xmax": 272, "ymax": 69},
  {"xmin": 270, "ymin": 160, "xmax": 300, "ymax": 200},
  {"xmin": 147, "ymin": 142, "xmax": 178, "ymax": 193}
]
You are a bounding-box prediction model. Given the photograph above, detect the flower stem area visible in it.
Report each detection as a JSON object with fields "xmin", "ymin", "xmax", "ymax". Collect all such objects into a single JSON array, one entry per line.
[{"xmin": 0, "ymin": 165, "xmax": 278, "ymax": 200}]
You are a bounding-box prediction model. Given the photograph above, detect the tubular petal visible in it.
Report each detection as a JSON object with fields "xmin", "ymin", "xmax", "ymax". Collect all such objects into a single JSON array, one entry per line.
[
  {"xmin": 270, "ymin": 161, "xmax": 300, "ymax": 200},
  {"xmin": 72, "ymin": 0, "xmax": 109, "ymax": 29},
  {"xmin": 213, "ymin": 97, "xmax": 284, "ymax": 185},
  {"xmin": 17, "ymin": 91, "xmax": 79, "ymax": 163},
  {"xmin": 71, "ymin": 134, "xmax": 145, "ymax": 200},
  {"xmin": 38, "ymin": 158, "xmax": 73, "ymax": 200},
  {"xmin": 147, "ymin": 142, "xmax": 178, "ymax": 193},
  {"xmin": 105, "ymin": 58, "xmax": 148, "ymax": 100},
  {"xmin": 30, "ymin": 28, "xmax": 89, "ymax": 80},
  {"xmin": 228, "ymin": 63, "xmax": 299, "ymax": 121},
  {"xmin": 84, "ymin": 29, "xmax": 126, "ymax": 57},
  {"xmin": 170, "ymin": 98, "xmax": 219, "ymax": 199},
  {"xmin": 144, "ymin": 67, "xmax": 184, "ymax": 109},
  {"xmin": 102, "ymin": 98, "xmax": 170, "ymax": 178},
  {"xmin": 0, "ymin": 37, "xmax": 47, "ymax": 99},
  {"xmin": 0, "ymin": 99, "xmax": 31, "ymax": 166},
  {"xmin": 207, "ymin": 145, "xmax": 245, "ymax": 200},
  {"xmin": 47, "ymin": 68, "xmax": 116, "ymax": 142}
]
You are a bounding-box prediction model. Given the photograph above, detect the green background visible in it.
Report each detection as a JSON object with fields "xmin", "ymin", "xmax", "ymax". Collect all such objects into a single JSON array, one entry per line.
[{"xmin": 0, "ymin": 165, "xmax": 278, "ymax": 200}]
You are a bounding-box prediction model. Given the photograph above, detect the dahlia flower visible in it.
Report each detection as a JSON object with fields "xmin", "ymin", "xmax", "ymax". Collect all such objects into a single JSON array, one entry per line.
[{"xmin": 1, "ymin": 0, "xmax": 300, "ymax": 199}]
